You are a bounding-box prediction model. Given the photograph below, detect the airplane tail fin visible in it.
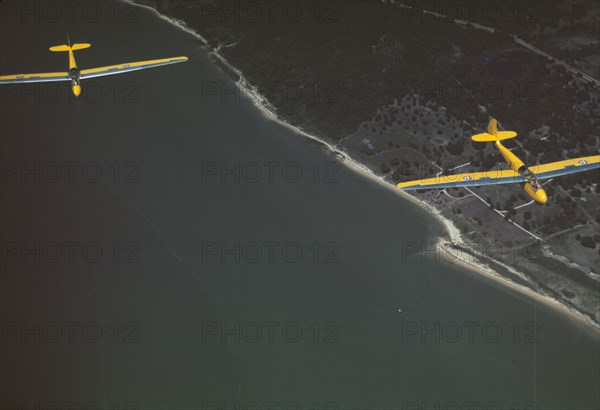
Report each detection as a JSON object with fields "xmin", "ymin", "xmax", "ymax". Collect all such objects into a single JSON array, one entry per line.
[{"xmin": 471, "ymin": 118, "xmax": 517, "ymax": 142}]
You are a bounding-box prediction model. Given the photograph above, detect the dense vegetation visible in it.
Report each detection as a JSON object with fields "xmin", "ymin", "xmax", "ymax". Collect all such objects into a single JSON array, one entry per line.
[{"xmin": 146, "ymin": 0, "xmax": 598, "ymax": 160}]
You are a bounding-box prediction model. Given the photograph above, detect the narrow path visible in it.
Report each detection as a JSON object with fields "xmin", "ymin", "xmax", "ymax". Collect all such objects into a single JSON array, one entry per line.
[{"xmin": 396, "ymin": 2, "xmax": 600, "ymax": 86}]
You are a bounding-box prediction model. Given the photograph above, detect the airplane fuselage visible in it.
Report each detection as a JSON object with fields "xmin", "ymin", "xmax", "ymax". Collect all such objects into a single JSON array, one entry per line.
[
  {"xmin": 495, "ymin": 140, "xmax": 547, "ymax": 204},
  {"xmin": 67, "ymin": 49, "xmax": 81, "ymax": 97}
]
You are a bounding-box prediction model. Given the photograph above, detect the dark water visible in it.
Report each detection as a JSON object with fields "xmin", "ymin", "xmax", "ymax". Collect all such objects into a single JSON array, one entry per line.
[{"xmin": 1, "ymin": 2, "xmax": 598, "ymax": 409}]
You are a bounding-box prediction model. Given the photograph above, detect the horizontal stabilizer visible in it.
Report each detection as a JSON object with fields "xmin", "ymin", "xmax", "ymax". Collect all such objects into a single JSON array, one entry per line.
[
  {"xmin": 49, "ymin": 43, "xmax": 91, "ymax": 52},
  {"xmin": 472, "ymin": 131, "xmax": 518, "ymax": 142},
  {"xmin": 71, "ymin": 43, "xmax": 91, "ymax": 51},
  {"xmin": 49, "ymin": 45, "xmax": 70, "ymax": 52},
  {"xmin": 472, "ymin": 118, "xmax": 518, "ymax": 142}
]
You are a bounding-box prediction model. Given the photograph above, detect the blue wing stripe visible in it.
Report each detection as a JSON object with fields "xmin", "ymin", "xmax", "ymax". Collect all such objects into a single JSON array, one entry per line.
[
  {"xmin": 399, "ymin": 175, "xmax": 525, "ymax": 190},
  {"xmin": 535, "ymin": 162, "xmax": 600, "ymax": 180},
  {"xmin": 80, "ymin": 61, "xmax": 184, "ymax": 79},
  {"xmin": 0, "ymin": 75, "xmax": 70, "ymax": 84}
]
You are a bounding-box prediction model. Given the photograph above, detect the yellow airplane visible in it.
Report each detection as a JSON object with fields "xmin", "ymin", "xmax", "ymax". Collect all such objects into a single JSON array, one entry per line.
[
  {"xmin": 397, "ymin": 118, "xmax": 600, "ymax": 204},
  {"xmin": 0, "ymin": 35, "xmax": 188, "ymax": 97}
]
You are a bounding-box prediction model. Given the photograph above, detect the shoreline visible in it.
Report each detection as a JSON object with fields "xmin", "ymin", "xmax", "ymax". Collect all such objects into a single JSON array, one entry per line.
[{"xmin": 128, "ymin": 0, "xmax": 599, "ymax": 332}]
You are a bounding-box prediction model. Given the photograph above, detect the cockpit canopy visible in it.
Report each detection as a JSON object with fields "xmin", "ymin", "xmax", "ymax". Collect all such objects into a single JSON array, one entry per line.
[
  {"xmin": 520, "ymin": 168, "xmax": 541, "ymax": 190},
  {"xmin": 68, "ymin": 68, "xmax": 80, "ymax": 85}
]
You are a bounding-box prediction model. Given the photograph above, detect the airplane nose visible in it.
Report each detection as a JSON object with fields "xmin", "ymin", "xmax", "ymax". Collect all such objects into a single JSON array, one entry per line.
[
  {"xmin": 73, "ymin": 85, "xmax": 81, "ymax": 97},
  {"xmin": 536, "ymin": 189, "xmax": 548, "ymax": 204}
]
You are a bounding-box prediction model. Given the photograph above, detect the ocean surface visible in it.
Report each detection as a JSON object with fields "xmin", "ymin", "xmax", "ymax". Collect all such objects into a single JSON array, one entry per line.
[{"xmin": 1, "ymin": 2, "xmax": 598, "ymax": 409}]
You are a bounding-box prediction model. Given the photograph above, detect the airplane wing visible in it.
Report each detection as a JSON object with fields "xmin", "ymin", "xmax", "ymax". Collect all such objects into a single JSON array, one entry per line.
[
  {"xmin": 80, "ymin": 56, "xmax": 188, "ymax": 79},
  {"xmin": 397, "ymin": 169, "xmax": 523, "ymax": 190},
  {"xmin": 0, "ymin": 72, "xmax": 70, "ymax": 84},
  {"xmin": 397, "ymin": 155, "xmax": 600, "ymax": 190},
  {"xmin": 530, "ymin": 155, "xmax": 600, "ymax": 180}
]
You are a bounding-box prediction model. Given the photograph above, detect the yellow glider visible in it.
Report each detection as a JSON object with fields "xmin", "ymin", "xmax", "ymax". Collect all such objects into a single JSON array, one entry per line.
[
  {"xmin": 0, "ymin": 35, "xmax": 188, "ymax": 97},
  {"xmin": 397, "ymin": 118, "xmax": 600, "ymax": 204}
]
